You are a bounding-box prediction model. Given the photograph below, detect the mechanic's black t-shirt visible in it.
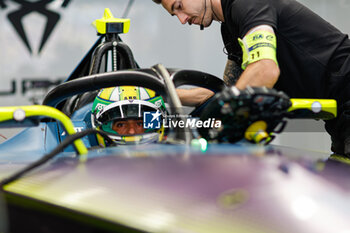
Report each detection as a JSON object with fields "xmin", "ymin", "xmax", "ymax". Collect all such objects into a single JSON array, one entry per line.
[{"xmin": 221, "ymin": 0, "xmax": 350, "ymax": 104}]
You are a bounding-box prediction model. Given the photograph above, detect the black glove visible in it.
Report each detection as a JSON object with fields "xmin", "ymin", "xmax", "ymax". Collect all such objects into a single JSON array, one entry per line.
[{"xmin": 198, "ymin": 86, "xmax": 292, "ymax": 143}]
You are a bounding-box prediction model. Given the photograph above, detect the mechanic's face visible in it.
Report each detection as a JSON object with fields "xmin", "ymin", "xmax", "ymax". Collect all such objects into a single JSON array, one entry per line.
[
  {"xmin": 161, "ymin": 0, "xmax": 213, "ymax": 28},
  {"xmin": 112, "ymin": 119, "xmax": 145, "ymax": 135}
]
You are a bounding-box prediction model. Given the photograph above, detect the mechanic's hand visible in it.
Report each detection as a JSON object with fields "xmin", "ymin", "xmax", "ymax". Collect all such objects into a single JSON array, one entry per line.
[{"xmin": 198, "ymin": 86, "xmax": 292, "ymax": 143}]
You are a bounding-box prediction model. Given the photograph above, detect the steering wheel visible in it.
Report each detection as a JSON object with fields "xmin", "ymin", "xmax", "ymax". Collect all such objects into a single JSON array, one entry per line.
[{"xmin": 198, "ymin": 86, "xmax": 292, "ymax": 144}]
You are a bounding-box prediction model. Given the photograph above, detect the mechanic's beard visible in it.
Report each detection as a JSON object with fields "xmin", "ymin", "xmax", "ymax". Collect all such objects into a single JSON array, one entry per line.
[
  {"xmin": 202, "ymin": 18, "xmax": 213, "ymax": 28},
  {"xmin": 200, "ymin": 11, "xmax": 214, "ymax": 28},
  {"xmin": 206, "ymin": 19, "xmax": 213, "ymax": 27}
]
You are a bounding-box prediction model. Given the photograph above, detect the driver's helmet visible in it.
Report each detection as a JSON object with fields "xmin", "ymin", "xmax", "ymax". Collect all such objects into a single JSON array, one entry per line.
[{"xmin": 91, "ymin": 86, "xmax": 166, "ymax": 146}]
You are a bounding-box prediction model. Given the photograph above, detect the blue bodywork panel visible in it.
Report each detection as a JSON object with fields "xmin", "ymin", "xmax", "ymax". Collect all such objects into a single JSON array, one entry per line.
[{"xmin": 0, "ymin": 122, "xmax": 59, "ymax": 162}]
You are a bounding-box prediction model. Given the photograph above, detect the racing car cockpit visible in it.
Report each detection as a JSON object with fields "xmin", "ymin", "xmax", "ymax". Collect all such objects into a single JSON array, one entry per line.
[{"xmin": 0, "ymin": 8, "xmax": 347, "ymax": 233}]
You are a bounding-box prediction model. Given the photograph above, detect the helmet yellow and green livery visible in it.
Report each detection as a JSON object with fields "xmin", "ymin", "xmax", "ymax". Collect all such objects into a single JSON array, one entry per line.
[{"xmin": 91, "ymin": 86, "xmax": 167, "ymax": 146}]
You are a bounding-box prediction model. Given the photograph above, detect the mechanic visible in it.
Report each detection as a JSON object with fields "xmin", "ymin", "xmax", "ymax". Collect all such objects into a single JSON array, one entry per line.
[
  {"xmin": 152, "ymin": 0, "xmax": 350, "ymax": 156},
  {"xmin": 91, "ymin": 86, "xmax": 167, "ymax": 146}
]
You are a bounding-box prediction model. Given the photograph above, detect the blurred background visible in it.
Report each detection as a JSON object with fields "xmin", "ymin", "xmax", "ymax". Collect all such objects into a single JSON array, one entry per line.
[{"xmin": 1, "ymin": 0, "xmax": 349, "ymax": 152}]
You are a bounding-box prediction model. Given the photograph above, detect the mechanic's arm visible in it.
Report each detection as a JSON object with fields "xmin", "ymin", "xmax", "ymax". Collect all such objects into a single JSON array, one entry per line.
[
  {"xmin": 235, "ymin": 25, "xmax": 280, "ymax": 90},
  {"xmin": 176, "ymin": 88, "xmax": 214, "ymax": 107},
  {"xmin": 223, "ymin": 59, "xmax": 243, "ymax": 86}
]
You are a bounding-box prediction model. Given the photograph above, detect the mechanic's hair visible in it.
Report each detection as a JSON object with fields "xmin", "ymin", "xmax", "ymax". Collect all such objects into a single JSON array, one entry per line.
[{"xmin": 152, "ymin": 0, "xmax": 161, "ymax": 4}]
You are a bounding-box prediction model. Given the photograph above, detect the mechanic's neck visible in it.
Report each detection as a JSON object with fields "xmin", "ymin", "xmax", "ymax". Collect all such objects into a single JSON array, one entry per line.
[{"xmin": 211, "ymin": 0, "xmax": 225, "ymax": 22}]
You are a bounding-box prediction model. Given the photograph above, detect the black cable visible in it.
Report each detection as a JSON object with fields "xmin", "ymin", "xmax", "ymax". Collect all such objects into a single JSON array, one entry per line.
[
  {"xmin": 210, "ymin": 0, "xmax": 220, "ymax": 22},
  {"xmin": 0, "ymin": 129, "xmax": 115, "ymax": 187},
  {"xmin": 200, "ymin": 0, "xmax": 207, "ymax": 30}
]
